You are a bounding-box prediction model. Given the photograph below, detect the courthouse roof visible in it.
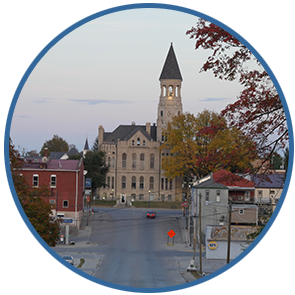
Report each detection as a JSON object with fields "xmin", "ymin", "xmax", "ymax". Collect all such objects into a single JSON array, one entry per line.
[
  {"xmin": 103, "ymin": 124, "xmax": 157, "ymax": 143},
  {"xmin": 159, "ymin": 43, "xmax": 182, "ymax": 81}
]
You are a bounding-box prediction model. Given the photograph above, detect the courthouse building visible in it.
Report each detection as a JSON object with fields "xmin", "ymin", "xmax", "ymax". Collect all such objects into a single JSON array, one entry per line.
[{"xmin": 97, "ymin": 44, "xmax": 185, "ymax": 203}]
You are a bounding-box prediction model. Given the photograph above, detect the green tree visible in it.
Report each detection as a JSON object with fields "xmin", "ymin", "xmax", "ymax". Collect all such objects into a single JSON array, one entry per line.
[
  {"xmin": 10, "ymin": 138, "xmax": 60, "ymax": 246},
  {"xmin": 83, "ymin": 150, "xmax": 109, "ymax": 191},
  {"xmin": 91, "ymin": 136, "xmax": 98, "ymax": 151},
  {"xmin": 159, "ymin": 110, "xmax": 257, "ymax": 182},
  {"xmin": 40, "ymin": 134, "xmax": 69, "ymax": 156}
]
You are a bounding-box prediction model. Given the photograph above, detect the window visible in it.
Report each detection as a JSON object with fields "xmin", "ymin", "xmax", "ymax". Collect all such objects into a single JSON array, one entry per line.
[
  {"xmin": 245, "ymin": 191, "xmax": 250, "ymax": 201},
  {"xmin": 161, "ymin": 178, "xmax": 164, "ymax": 190},
  {"xmin": 216, "ymin": 191, "xmax": 221, "ymax": 203},
  {"xmin": 132, "ymin": 153, "xmax": 137, "ymax": 169},
  {"xmin": 139, "ymin": 194, "xmax": 144, "ymax": 200},
  {"xmin": 132, "ymin": 140, "xmax": 135, "ymax": 146},
  {"xmin": 63, "ymin": 200, "xmax": 69, "ymax": 208},
  {"xmin": 150, "ymin": 154, "xmax": 155, "ymax": 169},
  {"xmin": 112, "ymin": 157, "xmax": 115, "ymax": 168},
  {"xmin": 239, "ymin": 209, "xmax": 244, "ymax": 215},
  {"xmin": 107, "ymin": 176, "xmax": 110, "ymax": 188},
  {"xmin": 165, "ymin": 178, "xmax": 168, "ymax": 190},
  {"xmin": 111, "ymin": 177, "xmax": 114, "ymax": 189},
  {"xmin": 121, "ymin": 176, "xmax": 126, "ymax": 189},
  {"xmin": 108, "ymin": 157, "xmax": 111, "ymax": 167},
  {"xmin": 131, "ymin": 176, "xmax": 136, "ymax": 189},
  {"xmin": 141, "ymin": 177, "xmax": 146, "ymax": 191},
  {"xmin": 50, "ymin": 175, "xmax": 56, "ymax": 187},
  {"xmin": 149, "ymin": 177, "xmax": 154, "ymax": 190},
  {"xmin": 131, "ymin": 193, "xmax": 136, "ymax": 201},
  {"xmin": 137, "ymin": 138, "xmax": 140, "ymax": 146},
  {"xmin": 205, "ymin": 190, "xmax": 210, "ymax": 201},
  {"xmin": 160, "ymin": 110, "xmax": 163, "ymax": 117},
  {"xmin": 140, "ymin": 153, "xmax": 145, "ymax": 169},
  {"xmin": 33, "ymin": 174, "xmax": 39, "ymax": 187},
  {"xmin": 161, "ymin": 194, "xmax": 165, "ymax": 201},
  {"xmin": 168, "ymin": 195, "xmax": 172, "ymax": 201},
  {"xmin": 122, "ymin": 153, "xmax": 127, "ymax": 169},
  {"xmin": 169, "ymin": 179, "xmax": 173, "ymax": 190},
  {"xmin": 49, "ymin": 199, "xmax": 55, "ymax": 205},
  {"xmin": 143, "ymin": 140, "xmax": 146, "ymax": 147}
]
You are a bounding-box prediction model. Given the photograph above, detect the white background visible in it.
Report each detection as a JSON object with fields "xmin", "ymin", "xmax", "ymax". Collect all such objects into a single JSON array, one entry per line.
[{"xmin": 0, "ymin": 0, "xmax": 294, "ymax": 294}]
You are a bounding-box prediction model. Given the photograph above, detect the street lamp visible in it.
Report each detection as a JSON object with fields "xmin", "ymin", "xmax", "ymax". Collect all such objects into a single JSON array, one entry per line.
[{"xmin": 148, "ymin": 190, "xmax": 151, "ymax": 208}]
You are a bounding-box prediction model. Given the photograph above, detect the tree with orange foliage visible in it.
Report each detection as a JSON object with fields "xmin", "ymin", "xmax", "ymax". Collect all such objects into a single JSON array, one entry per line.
[
  {"xmin": 186, "ymin": 19, "xmax": 288, "ymax": 164},
  {"xmin": 159, "ymin": 110, "xmax": 257, "ymax": 182}
]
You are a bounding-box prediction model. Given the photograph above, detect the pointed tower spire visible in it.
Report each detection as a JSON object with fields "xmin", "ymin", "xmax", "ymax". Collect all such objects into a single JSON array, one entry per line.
[
  {"xmin": 84, "ymin": 135, "xmax": 89, "ymax": 151},
  {"xmin": 159, "ymin": 42, "xmax": 182, "ymax": 81},
  {"xmin": 157, "ymin": 43, "xmax": 183, "ymax": 142}
]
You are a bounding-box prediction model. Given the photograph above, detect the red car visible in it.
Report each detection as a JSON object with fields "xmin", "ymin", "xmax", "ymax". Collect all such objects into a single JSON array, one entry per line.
[{"xmin": 147, "ymin": 211, "xmax": 156, "ymax": 218}]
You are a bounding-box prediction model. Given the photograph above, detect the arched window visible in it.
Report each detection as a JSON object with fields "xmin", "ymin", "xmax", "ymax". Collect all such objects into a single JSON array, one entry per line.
[
  {"xmin": 139, "ymin": 176, "xmax": 144, "ymax": 189},
  {"xmin": 132, "ymin": 153, "xmax": 137, "ymax": 169},
  {"xmin": 162, "ymin": 85, "xmax": 166, "ymax": 97},
  {"xmin": 131, "ymin": 176, "xmax": 136, "ymax": 189},
  {"xmin": 160, "ymin": 110, "xmax": 163, "ymax": 117},
  {"xmin": 140, "ymin": 153, "xmax": 145, "ymax": 169},
  {"xmin": 121, "ymin": 176, "xmax": 126, "ymax": 189},
  {"xmin": 150, "ymin": 154, "xmax": 155, "ymax": 169},
  {"xmin": 149, "ymin": 177, "xmax": 154, "ymax": 190},
  {"xmin": 137, "ymin": 138, "xmax": 140, "ymax": 146},
  {"xmin": 122, "ymin": 153, "xmax": 127, "ymax": 169},
  {"xmin": 168, "ymin": 86, "xmax": 173, "ymax": 97}
]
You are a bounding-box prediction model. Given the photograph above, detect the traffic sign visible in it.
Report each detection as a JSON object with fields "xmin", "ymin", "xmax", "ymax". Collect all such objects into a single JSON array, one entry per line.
[{"xmin": 167, "ymin": 229, "xmax": 176, "ymax": 238}]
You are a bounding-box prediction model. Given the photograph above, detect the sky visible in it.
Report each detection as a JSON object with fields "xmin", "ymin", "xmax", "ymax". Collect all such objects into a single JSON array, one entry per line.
[
  {"xmin": 10, "ymin": 8, "xmax": 244, "ymax": 153},
  {"xmin": 2, "ymin": 1, "xmax": 294, "ymax": 295}
]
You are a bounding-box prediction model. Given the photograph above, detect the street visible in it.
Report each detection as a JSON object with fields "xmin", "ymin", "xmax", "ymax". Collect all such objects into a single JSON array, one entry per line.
[
  {"xmin": 54, "ymin": 207, "xmax": 194, "ymax": 289},
  {"xmin": 91, "ymin": 208, "xmax": 187, "ymax": 288}
]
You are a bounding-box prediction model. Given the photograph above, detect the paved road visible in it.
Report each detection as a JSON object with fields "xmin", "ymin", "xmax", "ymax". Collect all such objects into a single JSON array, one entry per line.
[{"xmin": 89, "ymin": 207, "xmax": 190, "ymax": 288}]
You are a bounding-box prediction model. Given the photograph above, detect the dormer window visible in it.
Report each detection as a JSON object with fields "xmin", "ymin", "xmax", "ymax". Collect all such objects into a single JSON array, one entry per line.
[{"xmin": 137, "ymin": 138, "xmax": 140, "ymax": 146}]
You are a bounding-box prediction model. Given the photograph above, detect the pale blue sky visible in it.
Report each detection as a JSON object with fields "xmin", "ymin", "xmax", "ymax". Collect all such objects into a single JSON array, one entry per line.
[{"xmin": 11, "ymin": 8, "xmax": 244, "ymax": 153}]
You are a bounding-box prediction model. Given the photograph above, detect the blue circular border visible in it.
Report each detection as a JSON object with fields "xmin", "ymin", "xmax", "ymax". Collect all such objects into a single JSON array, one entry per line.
[{"xmin": 4, "ymin": 3, "xmax": 294, "ymax": 293}]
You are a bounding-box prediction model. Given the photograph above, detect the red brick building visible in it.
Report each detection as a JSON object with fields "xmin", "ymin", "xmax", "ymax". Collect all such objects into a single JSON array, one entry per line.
[{"xmin": 20, "ymin": 157, "xmax": 85, "ymax": 228}]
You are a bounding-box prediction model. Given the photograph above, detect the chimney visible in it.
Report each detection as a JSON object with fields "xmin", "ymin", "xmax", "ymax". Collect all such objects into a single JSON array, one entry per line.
[
  {"xmin": 146, "ymin": 122, "xmax": 151, "ymax": 135},
  {"xmin": 98, "ymin": 125, "xmax": 104, "ymax": 146}
]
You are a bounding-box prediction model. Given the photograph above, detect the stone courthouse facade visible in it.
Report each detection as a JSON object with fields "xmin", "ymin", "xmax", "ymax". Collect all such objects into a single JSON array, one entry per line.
[{"xmin": 97, "ymin": 44, "xmax": 184, "ymax": 203}]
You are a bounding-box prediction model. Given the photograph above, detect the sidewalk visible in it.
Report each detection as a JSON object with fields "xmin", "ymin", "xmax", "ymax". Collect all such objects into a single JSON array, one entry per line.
[{"xmin": 175, "ymin": 216, "xmax": 228, "ymax": 277}]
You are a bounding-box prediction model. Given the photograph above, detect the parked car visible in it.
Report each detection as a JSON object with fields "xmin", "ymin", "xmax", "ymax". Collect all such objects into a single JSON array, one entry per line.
[
  {"xmin": 62, "ymin": 255, "xmax": 74, "ymax": 265},
  {"xmin": 147, "ymin": 211, "xmax": 156, "ymax": 218}
]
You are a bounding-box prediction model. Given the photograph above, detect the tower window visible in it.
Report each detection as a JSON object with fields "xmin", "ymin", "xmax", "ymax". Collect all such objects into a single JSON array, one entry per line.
[{"xmin": 160, "ymin": 110, "xmax": 163, "ymax": 117}]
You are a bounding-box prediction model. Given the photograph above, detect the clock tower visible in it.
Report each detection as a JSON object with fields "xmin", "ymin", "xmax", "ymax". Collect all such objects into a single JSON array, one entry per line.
[{"xmin": 157, "ymin": 43, "xmax": 183, "ymax": 142}]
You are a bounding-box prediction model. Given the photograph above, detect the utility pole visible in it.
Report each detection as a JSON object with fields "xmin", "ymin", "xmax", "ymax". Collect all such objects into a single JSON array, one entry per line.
[
  {"xmin": 198, "ymin": 193, "xmax": 202, "ymax": 274},
  {"xmin": 227, "ymin": 201, "xmax": 232, "ymax": 264}
]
